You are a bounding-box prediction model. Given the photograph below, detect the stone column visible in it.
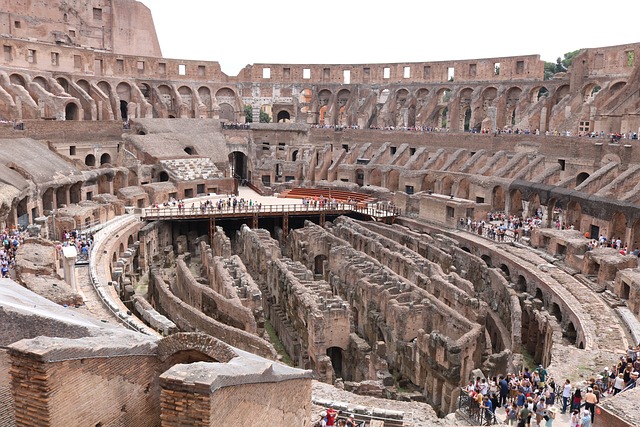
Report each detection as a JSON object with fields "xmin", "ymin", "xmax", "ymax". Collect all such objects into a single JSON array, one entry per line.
[{"xmin": 61, "ymin": 246, "xmax": 78, "ymax": 291}]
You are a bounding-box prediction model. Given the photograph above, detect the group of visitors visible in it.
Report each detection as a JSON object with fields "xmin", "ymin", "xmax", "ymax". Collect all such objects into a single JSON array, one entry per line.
[
  {"xmin": 584, "ymin": 235, "xmax": 640, "ymax": 257},
  {"xmin": 0, "ymin": 228, "xmax": 22, "ymax": 278},
  {"xmin": 459, "ymin": 212, "xmax": 544, "ymax": 243},
  {"xmin": 221, "ymin": 122, "xmax": 250, "ymax": 130},
  {"xmin": 315, "ymin": 406, "xmax": 356, "ymax": 427},
  {"xmin": 59, "ymin": 229, "xmax": 93, "ymax": 262}
]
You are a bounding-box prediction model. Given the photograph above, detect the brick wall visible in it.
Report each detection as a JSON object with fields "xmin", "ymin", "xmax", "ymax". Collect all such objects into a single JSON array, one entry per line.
[
  {"xmin": 10, "ymin": 351, "xmax": 160, "ymax": 427},
  {"xmin": 0, "ymin": 351, "xmax": 15, "ymax": 427}
]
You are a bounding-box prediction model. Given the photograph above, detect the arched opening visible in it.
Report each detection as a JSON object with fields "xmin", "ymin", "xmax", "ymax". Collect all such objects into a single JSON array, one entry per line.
[
  {"xmin": 127, "ymin": 235, "xmax": 134, "ymax": 247},
  {"xmin": 119, "ymin": 100, "xmax": 128, "ymax": 121},
  {"xmin": 158, "ymin": 171, "xmax": 169, "ymax": 182},
  {"xmin": 456, "ymin": 178, "xmax": 470, "ymax": 199},
  {"xmin": 228, "ymin": 151, "xmax": 247, "ymax": 180},
  {"xmin": 55, "ymin": 187, "xmax": 67, "ymax": 208},
  {"xmin": 611, "ymin": 211, "xmax": 628, "ymax": 243},
  {"xmin": 219, "ymin": 103, "xmax": 234, "ymax": 122},
  {"xmin": 387, "ymin": 170, "xmax": 400, "ymax": 192},
  {"xmin": 421, "ymin": 175, "xmax": 436, "ymax": 193},
  {"xmin": 277, "ymin": 110, "xmax": 291, "ymax": 123},
  {"xmin": 441, "ymin": 176, "xmax": 454, "ymax": 196},
  {"xmin": 564, "ymin": 321, "xmax": 577, "ymax": 345},
  {"xmin": 85, "ymin": 154, "xmax": 96, "ymax": 167},
  {"xmin": 463, "ymin": 108, "xmax": 472, "ymax": 132},
  {"xmin": 509, "ymin": 189, "xmax": 524, "ymax": 217},
  {"xmin": 291, "ymin": 150, "xmax": 299, "ymax": 162},
  {"xmin": 566, "ymin": 201, "xmax": 582, "ymax": 230},
  {"xmin": 369, "ymin": 169, "xmax": 382, "ymax": 187},
  {"xmin": 184, "ymin": 146, "xmax": 197, "ymax": 155},
  {"xmin": 460, "ymin": 247, "xmax": 471, "ymax": 253},
  {"xmin": 515, "ymin": 275, "xmax": 527, "ymax": 292},
  {"xmin": 492, "ymin": 186, "xmax": 505, "ymax": 211},
  {"xmin": 575, "ymin": 172, "xmax": 590, "ymax": 187},
  {"xmin": 481, "ymin": 255, "xmax": 492, "ymax": 268},
  {"xmin": 69, "ymin": 182, "xmax": 82, "ymax": 204},
  {"xmin": 534, "ymin": 288, "xmax": 544, "ymax": 301},
  {"xmin": 65, "ymin": 103, "xmax": 79, "ymax": 120},
  {"xmin": 499, "ymin": 264, "xmax": 511, "ymax": 280},
  {"xmin": 100, "ymin": 153, "xmax": 111, "ymax": 165},
  {"xmin": 42, "ymin": 188, "xmax": 54, "ymax": 212},
  {"xmin": 550, "ymin": 303, "xmax": 563, "ymax": 323},
  {"xmin": 326, "ymin": 347, "xmax": 344, "ymax": 379},
  {"xmin": 314, "ymin": 255, "xmax": 327, "ymax": 276}
]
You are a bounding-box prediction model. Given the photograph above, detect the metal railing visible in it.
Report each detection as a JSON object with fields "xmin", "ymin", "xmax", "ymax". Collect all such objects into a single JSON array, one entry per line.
[
  {"xmin": 141, "ymin": 202, "xmax": 400, "ymax": 220},
  {"xmin": 458, "ymin": 390, "xmax": 497, "ymax": 425}
]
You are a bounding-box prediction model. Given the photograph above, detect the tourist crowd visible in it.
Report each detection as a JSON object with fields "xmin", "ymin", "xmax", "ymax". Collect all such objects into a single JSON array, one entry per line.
[
  {"xmin": 0, "ymin": 228, "xmax": 23, "ymax": 278},
  {"xmin": 464, "ymin": 345, "xmax": 640, "ymax": 427},
  {"xmin": 459, "ymin": 212, "xmax": 544, "ymax": 243},
  {"xmin": 58, "ymin": 229, "xmax": 94, "ymax": 262}
]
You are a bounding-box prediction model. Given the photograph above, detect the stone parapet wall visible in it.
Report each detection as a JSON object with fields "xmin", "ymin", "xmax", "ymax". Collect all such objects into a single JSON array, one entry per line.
[
  {"xmin": 174, "ymin": 257, "xmax": 257, "ymax": 334},
  {"xmin": 148, "ymin": 270, "xmax": 276, "ymax": 359}
]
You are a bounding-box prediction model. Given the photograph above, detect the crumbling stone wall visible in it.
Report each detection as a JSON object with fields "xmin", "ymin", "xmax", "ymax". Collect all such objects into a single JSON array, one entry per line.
[
  {"xmin": 147, "ymin": 269, "xmax": 276, "ymax": 359},
  {"xmin": 174, "ymin": 257, "xmax": 257, "ymax": 334}
]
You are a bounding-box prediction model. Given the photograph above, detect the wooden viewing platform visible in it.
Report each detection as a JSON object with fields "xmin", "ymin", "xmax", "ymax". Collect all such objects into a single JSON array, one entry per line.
[{"xmin": 140, "ymin": 202, "xmax": 400, "ymax": 237}]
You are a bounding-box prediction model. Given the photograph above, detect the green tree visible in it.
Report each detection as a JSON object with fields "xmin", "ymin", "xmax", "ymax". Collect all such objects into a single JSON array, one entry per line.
[
  {"xmin": 243, "ymin": 105, "xmax": 271, "ymax": 123},
  {"xmin": 544, "ymin": 62, "xmax": 556, "ymax": 80},
  {"xmin": 259, "ymin": 110, "xmax": 271, "ymax": 123},
  {"xmin": 244, "ymin": 105, "xmax": 253, "ymax": 123}
]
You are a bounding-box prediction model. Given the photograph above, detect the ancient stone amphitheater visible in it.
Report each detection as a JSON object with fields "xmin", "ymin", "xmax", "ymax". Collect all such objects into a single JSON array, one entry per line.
[{"xmin": 0, "ymin": 1, "xmax": 639, "ymax": 426}]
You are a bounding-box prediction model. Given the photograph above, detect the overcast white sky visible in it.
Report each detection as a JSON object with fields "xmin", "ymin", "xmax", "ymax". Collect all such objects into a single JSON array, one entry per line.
[{"xmin": 141, "ymin": 0, "xmax": 639, "ymax": 77}]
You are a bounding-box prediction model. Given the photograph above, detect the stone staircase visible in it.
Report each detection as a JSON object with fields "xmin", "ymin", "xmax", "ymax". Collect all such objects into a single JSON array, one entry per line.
[{"xmin": 160, "ymin": 157, "xmax": 222, "ymax": 181}]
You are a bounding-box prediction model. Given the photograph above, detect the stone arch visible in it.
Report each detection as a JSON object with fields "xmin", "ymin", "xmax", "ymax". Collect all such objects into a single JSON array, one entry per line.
[
  {"xmin": 127, "ymin": 234, "xmax": 134, "ymax": 247},
  {"xmin": 416, "ymin": 88, "xmax": 430, "ymax": 100},
  {"xmin": 100, "ymin": 153, "xmax": 111, "ymax": 165},
  {"xmin": 215, "ymin": 87, "xmax": 236, "ymax": 98},
  {"xmin": 528, "ymin": 192, "xmax": 542, "ymax": 217},
  {"xmin": 370, "ymin": 169, "xmax": 383, "ymax": 187},
  {"xmin": 564, "ymin": 321, "xmax": 577, "ymax": 345},
  {"xmin": 55, "ymin": 187, "xmax": 66, "ymax": 208},
  {"xmin": 575, "ymin": 172, "xmax": 590, "ymax": 187},
  {"xmin": 492, "ymin": 185, "xmax": 505, "ymax": 211},
  {"xmin": 128, "ymin": 169, "xmax": 138, "ymax": 186},
  {"xmin": 56, "ymin": 77, "xmax": 70, "ymax": 92},
  {"xmin": 387, "ymin": 170, "xmax": 400, "ymax": 191},
  {"xmin": 178, "ymin": 85, "xmax": 192, "ymax": 110},
  {"xmin": 291, "ymin": 150, "xmax": 299, "ymax": 162},
  {"xmin": 157, "ymin": 84, "xmax": 173, "ymax": 110},
  {"xmin": 9, "ymin": 73, "xmax": 26, "ymax": 87},
  {"xmin": 534, "ymin": 288, "xmax": 543, "ymax": 301},
  {"xmin": 550, "ymin": 303, "xmax": 562, "ymax": 323},
  {"xmin": 609, "ymin": 81, "xmax": 626, "ymax": 93},
  {"xmin": 456, "ymin": 178, "xmax": 470, "ymax": 199},
  {"xmin": 509, "ymin": 189, "xmax": 524, "ymax": 217},
  {"xmin": 158, "ymin": 171, "xmax": 170, "ymax": 182},
  {"xmin": 566, "ymin": 200, "xmax": 582, "ymax": 230},
  {"xmin": 157, "ymin": 332, "xmax": 237, "ymax": 363},
  {"xmin": 611, "ymin": 211, "xmax": 628, "ymax": 242},
  {"xmin": 198, "ymin": 86, "xmax": 212, "ymax": 109},
  {"xmin": 116, "ymin": 82, "xmax": 132, "ymax": 102},
  {"xmin": 441, "ymin": 175, "xmax": 454, "ymax": 196},
  {"xmin": 481, "ymin": 254, "xmax": 492, "ymax": 268},
  {"xmin": 436, "ymin": 88, "xmax": 452, "ymax": 104},
  {"xmin": 277, "ymin": 110, "xmax": 291, "ymax": 123},
  {"xmin": 32, "ymin": 76, "xmax": 49, "ymax": 91},
  {"xmin": 219, "ymin": 103, "xmax": 234, "ymax": 121},
  {"xmin": 64, "ymin": 102, "xmax": 79, "ymax": 120},
  {"xmin": 500, "ymin": 264, "xmax": 511, "ymax": 280},
  {"xmin": 421, "ymin": 174, "xmax": 436, "ymax": 192},
  {"xmin": 77, "ymin": 80, "xmax": 91, "ymax": 95},
  {"xmin": 482, "ymin": 87, "xmax": 498, "ymax": 105},
  {"xmin": 69, "ymin": 182, "xmax": 82, "ymax": 204},
  {"xmin": 515, "ymin": 275, "xmax": 527, "ymax": 293},
  {"xmin": 504, "ymin": 86, "xmax": 522, "ymax": 127},
  {"xmin": 318, "ymin": 89, "xmax": 332, "ymax": 106},
  {"xmin": 85, "ymin": 154, "xmax": 96, "ymax": 167},
  {"xmin": 138, "ymin": 83, "xmax": 151, "ymax": 101},
  {"xmin": 554, "ymin": 85, "xmax": 570, "ymax": 105},
  {"xmin": 531, "ymin": 86, "xmax": 549, "ymax": 102}
]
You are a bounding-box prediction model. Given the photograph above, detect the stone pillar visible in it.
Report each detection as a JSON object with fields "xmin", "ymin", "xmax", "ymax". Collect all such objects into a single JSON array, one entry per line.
[{"xmin": 61, "ymin": 246, "xmax": 78, "ymax": 291}]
